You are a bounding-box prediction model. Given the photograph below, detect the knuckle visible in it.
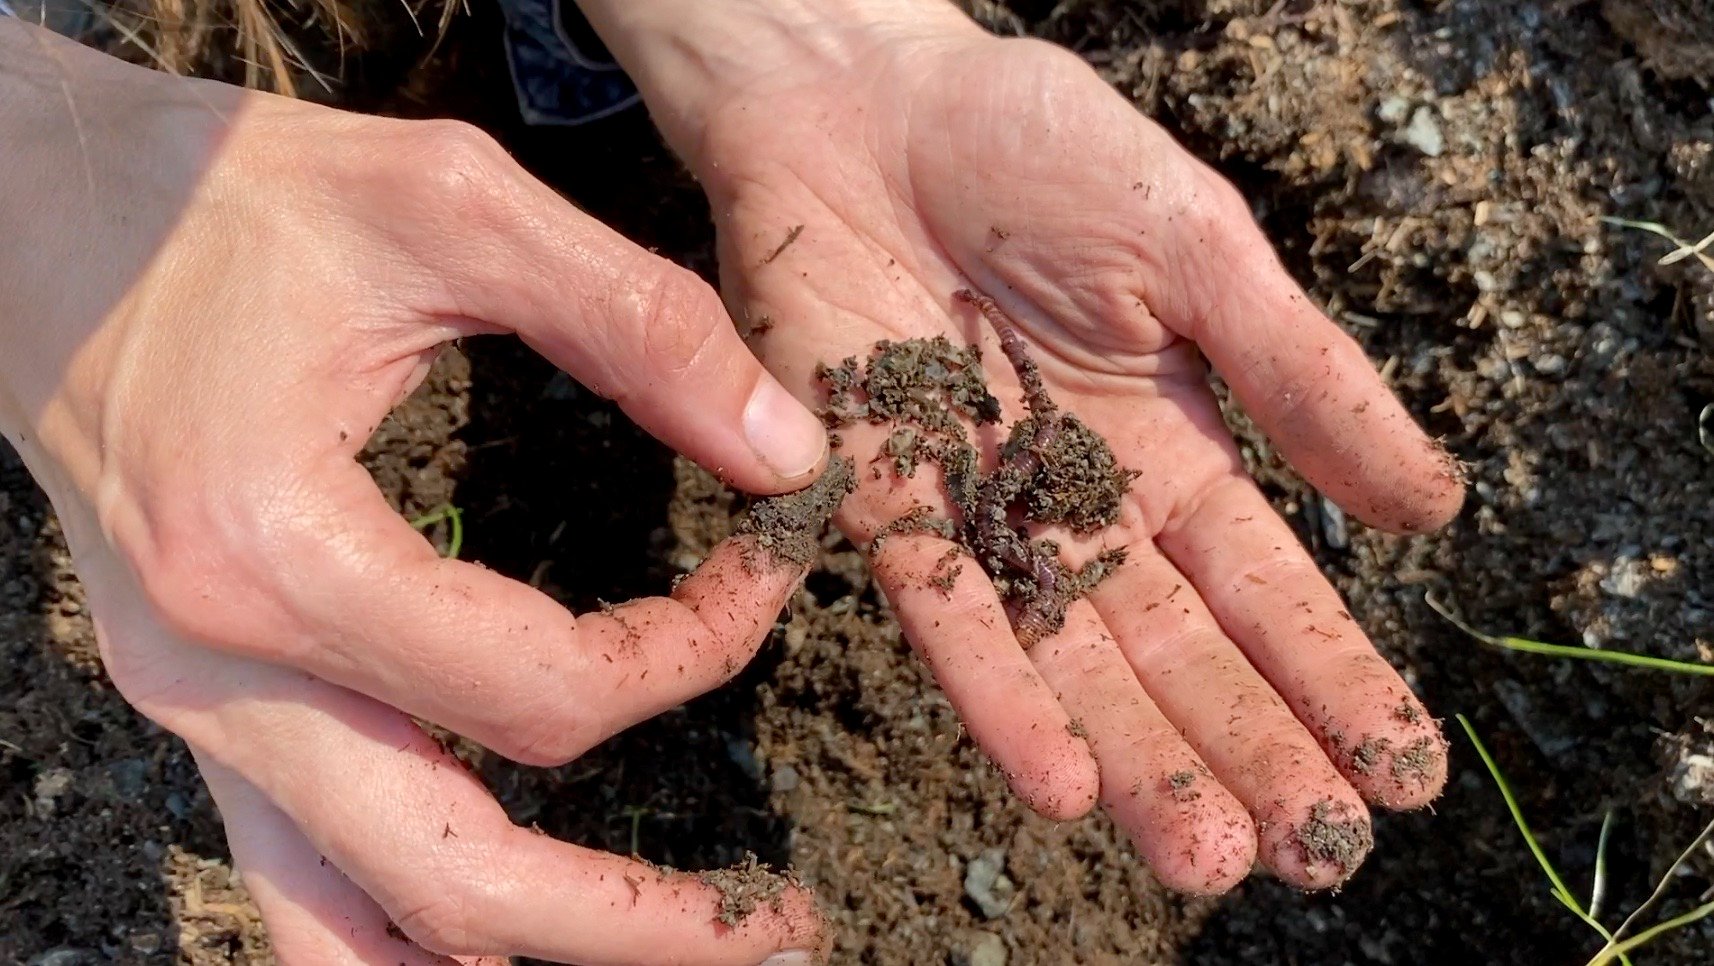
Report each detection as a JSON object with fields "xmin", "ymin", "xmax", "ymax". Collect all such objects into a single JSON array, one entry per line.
[
  {"xmin": 627, "ymin": 263, "xmax": 727, "ymax": 382},
  {"xmin": 405, "ymin": 119, "xmax": 510, "ymax": 213},
  {"xmin": 391, "ymin": 892, "xmax": 485, "ymax": 956},
  {"xmin": 498, "ymin": 705, "xmax": 593, "ymax": 767}
]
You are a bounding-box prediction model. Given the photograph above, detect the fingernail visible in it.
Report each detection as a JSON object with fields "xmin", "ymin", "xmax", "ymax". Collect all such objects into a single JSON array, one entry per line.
[
  {"xmin": 759, "ymin": 953, "xmax": 816, "ymax": 966},
  {"xmin": 744, "ymin": 376, "xmax": 827, "ymax": 481}
]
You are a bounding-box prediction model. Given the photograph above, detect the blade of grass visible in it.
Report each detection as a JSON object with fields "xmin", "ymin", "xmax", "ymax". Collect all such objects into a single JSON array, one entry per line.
[
  {"xmin": 1428, "ymin": 593, "xmax": 1714, "ymax": 676},
  {"xmin": 1586, "ymin": 900, "xmax": 1714, "ymax": 966},
  {"xmin": 1602, "ymin": 217, "xmax": 1714, "ymax": 272},
  {"xmin": 408, "ymin": 504, "xmax": 464, "ymax": 560},
  {"xmin": 1588, "ymin": 815, "xmax": 1714, "ymax": 965},
  {"xmin": 1590, "ymin": 809, "xmax": 1616, "ymax": 921},
  {"xmin": 1456, "ymin": 716, "xmax": 1631, "ymax": 964}
]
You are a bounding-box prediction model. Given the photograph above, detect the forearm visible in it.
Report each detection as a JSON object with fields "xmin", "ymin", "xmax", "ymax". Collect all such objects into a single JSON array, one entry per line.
[
  {"xmin": 572, "ymin": 0, "xmax": 977, "ymax": 165},
  {"xmin": 0, "ymin": 20, "xmax": 133, "ymax": 431},
  {"xmin": 0, "ymin": 20, "xmax": 221, "ymax": 500}
]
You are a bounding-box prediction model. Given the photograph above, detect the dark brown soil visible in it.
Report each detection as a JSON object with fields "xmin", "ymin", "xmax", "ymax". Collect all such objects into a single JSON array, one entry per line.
[
  {"xmin": 736, "ymin": 456, "xmax": 857, "ymax": 571},
  {"xmin": 821, "ymin": 293, "xmax": 1135, "ymax": 646},
  {"xmin": 5, "ymin": 0, "xmax": 1714, "ymax": 963}
]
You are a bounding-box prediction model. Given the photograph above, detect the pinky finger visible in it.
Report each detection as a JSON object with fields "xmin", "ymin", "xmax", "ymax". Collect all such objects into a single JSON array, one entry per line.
[{"xmin": 195, "ymin": 754, "xmax": 497, "ymax": 966}]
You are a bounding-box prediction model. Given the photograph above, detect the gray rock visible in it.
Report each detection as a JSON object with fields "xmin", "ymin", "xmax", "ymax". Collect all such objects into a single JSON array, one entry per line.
[
  {"xmin": 967, "ymin": 933, "xmax": 1008, "ymax": 966},
  {"xmin": 962, "ymin": 848, "xmax": 1015, "ymax": 919},
  {"xmin": 28, "ymin": 949, "xmax": 97, "ymax": 966},
  {"xmin": 32, "ymin": 767, "xmax": 74, "ymax": 817},
  {"xmin": 772, "ymin": 765, "xmax": 800, "ymax": 792},
  {"xmin": 1403, "ymin": 106, "xmax": 1445, "ymax": 157},
  {"xmin": 724, "ymin": 737, "xmax": 765, "ymax": 783}
]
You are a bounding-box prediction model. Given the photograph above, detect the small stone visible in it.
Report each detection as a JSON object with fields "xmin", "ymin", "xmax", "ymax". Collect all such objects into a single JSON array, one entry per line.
[
  {"xmin": 28, "ymin": 949, "xmax": 96, "ymax": 966},
  {"xmin": 32, "ymin": 767, "xmax": 74, "ymax": 817},
  {"xmin": 962, "ymin": 848, "xmax": 1015, "ymax": 919},
  {"xmin": 1320, "ymin": 496, "xmax": 1348, "ymax": 549},
  {"xmin": 1402, "ymin": 106, "xmax": 1445, "ymax": 157},
  {"xmin": 1377, "ymin": 95, "xmax": 1411, "ymax": 124},
  {"xmin": 772, "ymin": 765, "xmax": 801, "ymax": 792},
  {"xmin": 959, "ymin": 932, "xmax": 1007, "ymax": 966},
  {"xmin": 725, "ymin": 738, "xmax": 765, "ymax": 783},
  {"xmin": 542, "ymin": 371, "xmax": 579, "ymax": 401},
  {"xmin": 1533, "ymin": 353, "xmax": 1568, "ymax": 376}
]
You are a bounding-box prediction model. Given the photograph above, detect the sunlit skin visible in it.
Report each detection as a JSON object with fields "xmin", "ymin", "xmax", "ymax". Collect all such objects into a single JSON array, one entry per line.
[{"xmin": 589, "ymin": 0, "xmax": 1466, "ymax": 893}]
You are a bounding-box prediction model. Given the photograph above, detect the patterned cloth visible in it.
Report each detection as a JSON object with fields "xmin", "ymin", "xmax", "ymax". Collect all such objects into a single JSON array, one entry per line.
[
  {"xmin": 497, "ymin": 0, "xmax": 641, "ymax": 126},
  {"xmin": 1, "ymin": 0, "xmax": 639, "ymax": 127}
]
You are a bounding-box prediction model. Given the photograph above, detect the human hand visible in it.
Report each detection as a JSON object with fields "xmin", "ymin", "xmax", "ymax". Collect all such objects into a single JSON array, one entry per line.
[
  {"xmin": 0, "ymin": 22, "xmax": 828, "ymax": 964},
  {"xmin": 582, "ymin": 0, "xmax": 1464, "ymax": 893}
]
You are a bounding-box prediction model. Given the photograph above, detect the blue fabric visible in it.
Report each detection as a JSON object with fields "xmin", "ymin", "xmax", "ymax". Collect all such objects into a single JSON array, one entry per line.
[{"xmin": 496, "ymin": 0, "xmax": 641, "ymax": 126}]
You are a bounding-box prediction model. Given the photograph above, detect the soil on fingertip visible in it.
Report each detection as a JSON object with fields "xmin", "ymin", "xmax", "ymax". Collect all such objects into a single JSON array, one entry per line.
[
  {"xmin": 735, "ymin": 456, "xmax": 857, "ymax": 571},
  {"xmin": 1292, "ymin": 800, "xmax": 1375, "ymax": 876},
  {"xmin": 6, "ymin": 0, "xmax": 1714, "ymax": 964},
  {"xmin": 695, "ymin": 852, "xmax": 799, "ymax": 927}
]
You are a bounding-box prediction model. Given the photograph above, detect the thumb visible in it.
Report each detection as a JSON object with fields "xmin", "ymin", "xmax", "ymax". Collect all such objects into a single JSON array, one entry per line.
[{"xmin": 417, "ymin": 131, "xmax": 827, "ymax": 494}]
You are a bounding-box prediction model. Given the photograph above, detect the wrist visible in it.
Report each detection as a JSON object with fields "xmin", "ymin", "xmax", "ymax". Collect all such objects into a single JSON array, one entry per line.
[{"xmin": 573, "ymin": 0, "xmax": 981, "ymax": 168}]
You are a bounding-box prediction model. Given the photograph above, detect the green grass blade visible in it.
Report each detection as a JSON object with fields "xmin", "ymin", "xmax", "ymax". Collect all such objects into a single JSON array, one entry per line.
[
  {"xmin": 1587, "ymin": 901, "xmax": 1714, "ymax": 966},
  {"xmin": 1457, "ymin": 716, "xmax": 1580, "ymax": 905},
  {"xmin": 408, "ymin": 504, "xmax": 465, "ymax": 560},
  {"xmin": 1428, "ymin": 594, "xmax": 1714, "ymax": 676},
  {"xmin": 1590, "ymin": 810, "xmax": 1616, "ymax": 920},
  {"xmin": 1594, "ymin": 816, "xmax": 1714, "ymax": 963},
  {"xmin": 1456, "ymin": 716, "xmax": 1633, "ymax": 965}
]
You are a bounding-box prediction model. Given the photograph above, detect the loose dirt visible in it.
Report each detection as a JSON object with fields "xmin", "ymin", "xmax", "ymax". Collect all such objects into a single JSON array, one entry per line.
[
  {"xmin": 821, "ymin": 291, "xmax": 1135, "ymax": 646},
  {"xmin": 736, "ymin": 456, "xmax": 857, "ymax": 571}
]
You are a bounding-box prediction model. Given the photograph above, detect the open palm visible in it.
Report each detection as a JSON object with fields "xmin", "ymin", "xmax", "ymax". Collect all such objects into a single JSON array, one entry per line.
[{"xmin": 698, "ymin": 32, "xmax": 1463, "ymax": 892}]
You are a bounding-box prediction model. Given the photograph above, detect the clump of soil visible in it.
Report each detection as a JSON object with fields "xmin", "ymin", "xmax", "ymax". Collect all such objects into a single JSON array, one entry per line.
[
  {"xmin": 695, "ymin": 852, "xmax": 799, "ymax": 927},
  {"xmin": 734, "ymin": 456, "xmax": 857, "ymax": 570},
  {"xmin": 1293, "ymin": 800, "xmax": 1374, "ymax": 876},
  {"xmin": 818, "ymin": 289, "xmax": 1135, "ymax": 645},
  {"xmin": 1602, "ymin": 0, "xmax": 1714, "ymax": 81}
]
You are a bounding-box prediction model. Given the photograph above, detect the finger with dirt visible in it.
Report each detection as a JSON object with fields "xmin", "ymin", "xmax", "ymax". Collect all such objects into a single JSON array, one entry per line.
[
  {"xmin": 1089, "ymin": 544, "xmax": 1374, "ymax": 889},
  {"xmin": 196, "ymin": 754, "xmax": 497, "ymax": 966},
  {"xmin": 870, "ymin": 532, "xmax": 1100, "ymax": 822},
  {"xmin": 133, "ymin": 643, "xmax": 829, "ymax": 965},
  {"xmin": 1030, "ymin": 602, "xmax": 1256, "ymax": 895},
  {"xmin": 1158, "ymin": 476, "xmax": 1449, "ymax": 809},
  {"xmin": 1177, "ymin": 220, "xmax": 1466, "ymax": 535},
  {"xmin": 154, "ymin": 458, "xmax": 843, "ymax": 769}
]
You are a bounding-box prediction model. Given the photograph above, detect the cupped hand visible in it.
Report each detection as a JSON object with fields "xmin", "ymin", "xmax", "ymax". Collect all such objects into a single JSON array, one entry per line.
[
  {"xmin": 695, "ymin": 21, "xmax": 1463, "ymax": 893},
  {"xmin": 1, "ymin": 22, "xmax": 827, "ymax": 964}
]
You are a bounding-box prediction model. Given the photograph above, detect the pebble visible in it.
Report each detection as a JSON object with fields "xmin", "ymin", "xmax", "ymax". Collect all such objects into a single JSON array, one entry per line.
[
  {"xmin": 772, "ymin": 765, "xmax": 800, "ymax": 792},
  {"xmin": 1403, "ymin": 106, "xmax": 1445, "ymax": 157},
  {"xmin": 962, "ymin": 848, "xmax": 1015, "ymax": 919},
  {"xmin": 723, "ymin": 737, "xmax": 765, "ymax": 783},
  {"xmin": 961, "ymin": 932, "xmax": 1007, "ymax": 966},
  {"xmin": 32, "ymin": 767, "xmax": 74, "ymax": 817},
  {"xmin": 28, "ymin": 950, "xmax": 96, "ymax": 966}
]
